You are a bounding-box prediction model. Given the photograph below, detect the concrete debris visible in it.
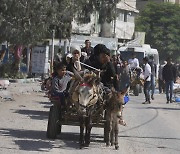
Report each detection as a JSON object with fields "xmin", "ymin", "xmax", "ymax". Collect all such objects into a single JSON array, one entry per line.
[{"xmin": 0, "ymin": 80, "xmax": 10, "ymax": 89}]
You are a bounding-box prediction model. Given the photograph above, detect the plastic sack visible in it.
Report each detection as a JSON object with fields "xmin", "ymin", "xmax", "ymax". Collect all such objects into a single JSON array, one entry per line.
[
  {"xmin": 175, "ymin": 97, "xmax": 180, "ymax": 102},
  {"xmin": 124, "ymin": 95, "xmax": 129, "ymax": 104}
]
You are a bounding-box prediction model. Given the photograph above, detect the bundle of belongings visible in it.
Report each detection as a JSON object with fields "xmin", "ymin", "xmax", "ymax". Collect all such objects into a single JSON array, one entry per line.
[{"xmin": 173, "ymin": 78, "xmax": 180, "ymax": 102}]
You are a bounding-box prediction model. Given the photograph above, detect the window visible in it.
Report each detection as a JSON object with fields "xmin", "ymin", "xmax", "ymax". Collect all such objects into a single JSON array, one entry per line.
[
  {"xmin": 124, "ymin": 11, "xmax": 128, "ymax": 22},
  {"xmin": 117, "ymin": 10, "xmax": 124, "ymax": 21}
]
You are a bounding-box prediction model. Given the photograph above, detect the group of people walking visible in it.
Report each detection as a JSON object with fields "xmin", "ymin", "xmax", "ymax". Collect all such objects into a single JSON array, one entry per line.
[{"xmin": 52, "ymin": 40, "xmax": 178, "ymax": 108}]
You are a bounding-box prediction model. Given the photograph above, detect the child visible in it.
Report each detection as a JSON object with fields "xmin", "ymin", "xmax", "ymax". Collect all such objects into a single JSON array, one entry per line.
[{"xmin": 51, "ymin": 62, "xmax": 73, "ymax": 108}]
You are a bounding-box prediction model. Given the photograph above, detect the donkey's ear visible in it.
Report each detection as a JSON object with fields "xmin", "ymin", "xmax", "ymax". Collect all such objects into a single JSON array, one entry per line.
[{"xmin": 120, "ymin": 87, "xmax": 129, "ymax": 95}]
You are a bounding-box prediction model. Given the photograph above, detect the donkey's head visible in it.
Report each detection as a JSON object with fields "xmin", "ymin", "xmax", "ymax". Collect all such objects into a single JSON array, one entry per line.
[
  {"xmin": 76, "ymin": 72, "xmax": 99, "ymax": 116},
  {"xmin": 107, "ymin": 88, "xmax": 128, "ymax": 116}
]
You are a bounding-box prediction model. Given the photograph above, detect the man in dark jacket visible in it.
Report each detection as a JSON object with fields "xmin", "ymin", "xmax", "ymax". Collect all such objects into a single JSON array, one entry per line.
[
  {"xmin": 162, "ymin": 57, "xmax": 177, "ymax": 103},
  {"xmin": 99, "ymin": 45, "xmax": 118, "ymax": 90},
  {"xmin": 81, "ymin": 40, "xmax": 94, "ymax": 58},
  {"xmin": 86, "ymin": 44, "xmax": 103, "ymax": 70},
  {"xmin": 88, "ymin": 44, "xmax": 117, "ymax": 89}
]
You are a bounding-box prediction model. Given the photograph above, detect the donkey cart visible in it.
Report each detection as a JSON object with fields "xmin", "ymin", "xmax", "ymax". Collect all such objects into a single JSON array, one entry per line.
[
  {"xmin": 46, "ymin": 88, "xmax": 125, "ymax": 150},
  {"xmin": 46, "ymin": 70, "xmax": 126, "ymax": 150},
  {"xmin": 46, "ymin": 96, "xmax": 105, "ymax": 140}
]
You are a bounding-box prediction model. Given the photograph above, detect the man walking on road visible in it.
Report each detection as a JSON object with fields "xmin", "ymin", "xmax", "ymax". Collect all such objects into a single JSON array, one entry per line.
[
  {"xmin": 149, "ymin": 55, "xmax": 157, "ymax": 100},
  {"xmin": 158, "ymin": 61, "xmax": 166, "ymax": 93},
  {"xmin": 142, "ymin": 57, "xmax": 152, "ymax": 104},
  {"xmin": 162, "ymin": 57, "xmax": 176, "ymax": 103}
]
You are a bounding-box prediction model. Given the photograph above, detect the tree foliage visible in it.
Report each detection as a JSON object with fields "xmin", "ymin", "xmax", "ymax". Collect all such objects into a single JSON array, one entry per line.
[
  {"xmin": 0, "ymin": 0, "xmax": 79, "ymax": 44},
  {"xmin": 0, "ymin": 0, "xmax": 54, "ymax": 45},
  {"xmin": 0, "ymin": 0, "xmax": 120, "ymax": 45},
  {"xmin": 136, "ymin": 2, "xmax": 180, "ymax": 61}
]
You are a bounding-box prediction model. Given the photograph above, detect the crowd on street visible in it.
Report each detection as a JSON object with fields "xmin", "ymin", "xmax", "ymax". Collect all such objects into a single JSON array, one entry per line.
[{"xmin": 50, "ymin": 40, "xmax": 179, "ymax": 107}]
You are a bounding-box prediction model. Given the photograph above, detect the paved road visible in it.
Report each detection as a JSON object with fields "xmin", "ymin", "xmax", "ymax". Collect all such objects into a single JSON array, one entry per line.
[{"xmin": 0, "ymin": 83, "xmax": 180, "ymax": 154}]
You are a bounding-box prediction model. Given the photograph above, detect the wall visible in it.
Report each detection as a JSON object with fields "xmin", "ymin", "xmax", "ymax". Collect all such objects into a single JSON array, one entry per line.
[{"xmin": 115, "ymin": 9, "xmax": 136, "ymax": 39}]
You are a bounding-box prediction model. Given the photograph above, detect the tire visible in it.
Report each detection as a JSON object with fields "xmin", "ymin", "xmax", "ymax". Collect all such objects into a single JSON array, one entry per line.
[
  {"xmin": 46, "ymin": 105, "xmax": 61, "ymax": 139},
  {"xmin": 133, "ymin": 84, "xmax": 140, "ymax": 96}
]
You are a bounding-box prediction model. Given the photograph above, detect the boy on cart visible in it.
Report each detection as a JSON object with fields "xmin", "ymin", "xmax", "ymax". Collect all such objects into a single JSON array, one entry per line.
[{"xmin": 51, "ymin": 62, "xmax": 73, "ymax": 110}]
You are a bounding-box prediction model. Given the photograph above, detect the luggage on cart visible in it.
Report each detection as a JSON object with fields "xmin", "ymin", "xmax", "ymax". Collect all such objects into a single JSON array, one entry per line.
[{"xmin": 173, "ymin": 83, "xmax": 180, "ymax": 102}]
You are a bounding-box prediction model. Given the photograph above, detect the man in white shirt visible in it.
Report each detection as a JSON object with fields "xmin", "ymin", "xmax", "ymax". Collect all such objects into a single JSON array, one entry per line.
[
  {"xmin": 142, "ymin": 57, "xmax": 152, "ymax": 104},
  {"xmin": 128, "ymin": 53, "xmax": 139, "ymax": 69}
]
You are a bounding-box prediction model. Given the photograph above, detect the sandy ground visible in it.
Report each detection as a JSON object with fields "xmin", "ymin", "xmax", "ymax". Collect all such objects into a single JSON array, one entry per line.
[{"xmin": 0, "ymin": 82, "xmax": 180, "ymax": 154}]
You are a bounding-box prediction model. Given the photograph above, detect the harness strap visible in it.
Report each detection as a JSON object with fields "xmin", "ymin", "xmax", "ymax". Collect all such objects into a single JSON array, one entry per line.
[{"xmin": 79, "ymin": 83, "xmax": 92, "ymax": 87}]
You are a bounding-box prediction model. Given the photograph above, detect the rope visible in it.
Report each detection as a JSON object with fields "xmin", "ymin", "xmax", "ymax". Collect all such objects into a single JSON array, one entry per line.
[{"xmin": 76, "ymin": 61, "xmax": 101, "ymax": 72}]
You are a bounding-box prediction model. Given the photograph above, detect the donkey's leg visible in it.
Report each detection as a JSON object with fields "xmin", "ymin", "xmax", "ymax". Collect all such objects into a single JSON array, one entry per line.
[
  {"xmin": 85, "ymin": 117, "xmax": 89, "ymax": 146},
  {"xmin": 105, "ymin": 119, "xmax": 111, "ymax": 147},
  {"xmin": 85, "ymin": 116, "xmax": 92, "ymax": 146},
  {"xmin": 110, "ymin": 120, "xmax": 115, "ymax": 146},
  {"xmin": 79, "ymin": 116, "xmax": 85, "ymax": 148},
  {"xmin": 114, "ymin": 119, "xmax": 119, "ymax": 150}
]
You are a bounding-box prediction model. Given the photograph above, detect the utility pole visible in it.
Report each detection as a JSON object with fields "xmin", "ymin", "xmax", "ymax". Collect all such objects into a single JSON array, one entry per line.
[
  {"xmin": 51, "ymin": 29, "xmax": 55, "ymax": 74},
  {"xmin": 113, "ymin": 0, "xmax": 117, "ymax": 38},
  {"xmin": 27, "ymin": 45, "xmax": 30, "ymax": 74}
]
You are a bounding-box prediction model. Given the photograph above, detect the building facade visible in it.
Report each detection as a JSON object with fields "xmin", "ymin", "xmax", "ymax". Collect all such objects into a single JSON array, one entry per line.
[
  {"xmin": 72, "ymin": 1, "xmax": 139, "ymax": 42},
  {"xmin": 115, "ymin": 1, "xmax": 139, "ymax": 41}
]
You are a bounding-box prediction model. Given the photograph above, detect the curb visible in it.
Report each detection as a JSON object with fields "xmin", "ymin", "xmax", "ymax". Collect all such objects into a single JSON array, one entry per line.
[{"xmin": 9, "ymin": 78, "xmax": 41, "ymax": 83}]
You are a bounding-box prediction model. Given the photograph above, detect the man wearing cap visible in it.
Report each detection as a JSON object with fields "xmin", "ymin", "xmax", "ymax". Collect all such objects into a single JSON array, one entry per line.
[
  {"xmin": 87, "ymin": 44, "xmax": 103, "ymax": 69},
  {"xmin": 99, "ymin": 45, "xmax": 117, "ymax": 89}
]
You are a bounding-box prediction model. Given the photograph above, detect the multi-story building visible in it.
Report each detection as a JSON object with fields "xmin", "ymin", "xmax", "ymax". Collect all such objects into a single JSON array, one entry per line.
[
  {"xmin": 72, "ymin": 1, "xmax": 139, "ymax": 42},
  {"xmin": 115, "ymin": 1, "xmax": 139, "ymax": 41}
]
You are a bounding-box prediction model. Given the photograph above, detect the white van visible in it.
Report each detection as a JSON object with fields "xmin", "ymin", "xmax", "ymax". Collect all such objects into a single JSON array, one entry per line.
[{"xmin": 118, "ymin": 44, "xmax": 159, "ymax": 77}]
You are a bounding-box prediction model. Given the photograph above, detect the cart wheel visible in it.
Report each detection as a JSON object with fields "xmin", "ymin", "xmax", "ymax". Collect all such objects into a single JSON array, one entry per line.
[
  {"xmin": 46, "ymin": 105, "xmax": 60, "ymax": 139},
  {"xmin": 133, "ymin": 84, "xmax": 140, "ymax": 96}
]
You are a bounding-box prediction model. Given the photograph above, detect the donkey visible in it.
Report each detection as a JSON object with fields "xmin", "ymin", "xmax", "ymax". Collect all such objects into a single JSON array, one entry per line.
[
  {"xmin": 71, "ymin": 72, "xmax": 100, "ymax": 148},
  {"xmin": 104, "ymin": 88, "xmax": 127, "ymax": 150}
]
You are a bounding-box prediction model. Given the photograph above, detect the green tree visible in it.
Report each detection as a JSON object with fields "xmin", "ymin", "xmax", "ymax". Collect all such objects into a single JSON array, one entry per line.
[
  {"xmin": 0, "ymin": 0, "xmax": 57, "ymax": 74},
  {"xmin": 136, "ymin": 2, "xmax": 180, "ymax": 61},
  {"xmin": 0, "ymin": 0, "xmax": 121, "ymax": 44},
  {"xmin": 0, "ymin": 0, "xmax": 55, "ymax": 45}
]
